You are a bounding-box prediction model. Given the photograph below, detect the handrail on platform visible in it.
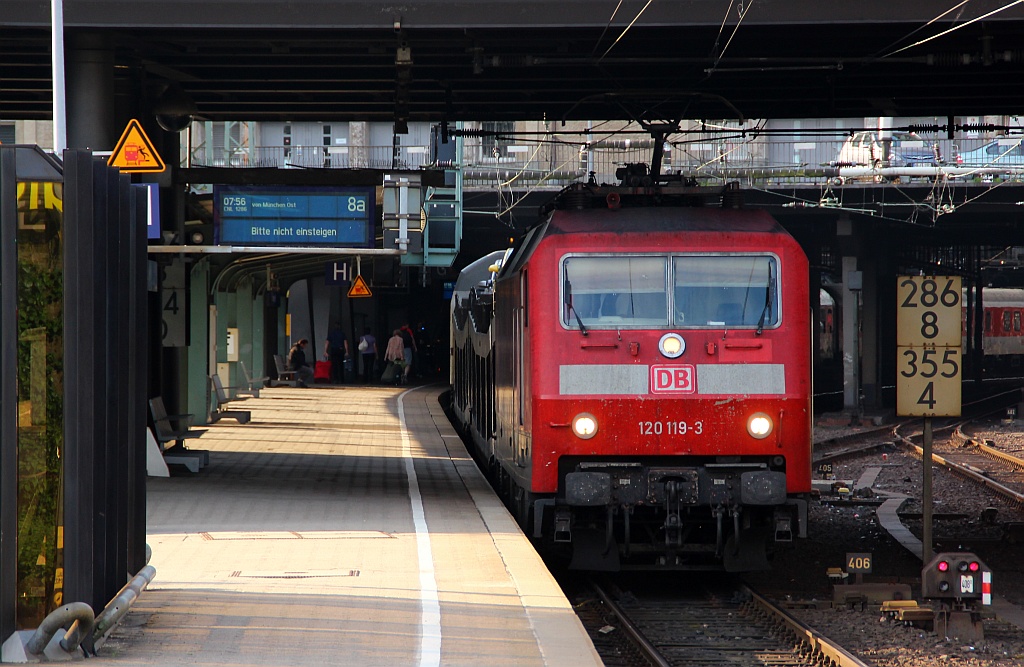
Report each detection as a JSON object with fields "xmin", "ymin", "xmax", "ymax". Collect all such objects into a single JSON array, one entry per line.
[
  {"xmin": 9, "ymin": 548, "xmax": 157, "ymax": 660},
  {"xmin": 26, "ymin": 602, "xmax": 95, "ymax": 656},
  {"xmin": 87, "ymin": 564, "xmax": 158, "ymax": 654}
]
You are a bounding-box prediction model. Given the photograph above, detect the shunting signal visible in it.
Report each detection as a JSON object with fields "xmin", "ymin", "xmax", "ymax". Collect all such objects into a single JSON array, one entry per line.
[{"xmin": 921, "ymin": 552, "xmax": 990, "ymax": 603}]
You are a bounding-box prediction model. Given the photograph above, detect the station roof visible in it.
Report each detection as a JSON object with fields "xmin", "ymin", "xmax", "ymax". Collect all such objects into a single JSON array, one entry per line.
[{"xmin": 3, "ymin": 1, "xmax": 1024, "ymax": 123}]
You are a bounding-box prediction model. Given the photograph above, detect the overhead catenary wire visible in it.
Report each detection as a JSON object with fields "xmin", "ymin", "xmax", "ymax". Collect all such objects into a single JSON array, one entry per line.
[
  {"xmin": 597, "ymin": 0, "xmax": 656, "ymax": 63},
  {"xmin": 710, "ymin": 0, "xmax": 737, "ymax": 61},
  {"xmin": 751, "ymin": 185, "xmax": 935, "ymax": 227},
  {"xmin": 879, "ymin": 0, "xmax": 1024, "ymax": 59},
  {"xmin": 460, "ymin": 119, "xmax": 1020, "ymax": 223},
  {"xmin": 711, "ymin": 0, "xmax": 756, "ymax": 68},
  {"xmin": 455, "ymin": 121, "xmax": 1004, "ymax": 140},
  {"xmin": 590, "ymin": 0, "xmax": 625, "ymax": 57},
  {"xmin": 870, "ymin": 0, "xmax": 972, "ymax": 59},
  {"xmin": 494, "ymin": 153, "xmax": 588, "ymax": 218}
]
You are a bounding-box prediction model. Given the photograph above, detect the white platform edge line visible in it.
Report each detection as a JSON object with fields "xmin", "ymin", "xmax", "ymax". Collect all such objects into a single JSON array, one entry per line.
[
  {"xmin": 419, "ymin": 389, "xmax": 604, "ymax": 666},
  {"xmin": 398, "ymin": 387, "xmax": 442, "ymax": 667}
]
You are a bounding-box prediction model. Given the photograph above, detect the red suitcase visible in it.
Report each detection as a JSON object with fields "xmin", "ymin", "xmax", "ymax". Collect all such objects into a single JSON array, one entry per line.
[{"xmin": 314, "ymin": 360, "xmax": 332, "ymax": 383}]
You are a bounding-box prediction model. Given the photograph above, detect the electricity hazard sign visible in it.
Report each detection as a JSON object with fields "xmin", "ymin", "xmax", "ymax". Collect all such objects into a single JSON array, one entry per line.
[
  {"xmin": 348, "ymin": 275, "xmax": 372, "ymax": 298},
  {"xmin": 108, "ymin": 119, "xmax": 166, "ymax": 173}
]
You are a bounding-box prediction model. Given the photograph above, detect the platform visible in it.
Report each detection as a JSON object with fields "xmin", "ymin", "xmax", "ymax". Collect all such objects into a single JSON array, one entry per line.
[{"xmin": 92, "ymin": 385, "xmax": 601, "ymax": 666}]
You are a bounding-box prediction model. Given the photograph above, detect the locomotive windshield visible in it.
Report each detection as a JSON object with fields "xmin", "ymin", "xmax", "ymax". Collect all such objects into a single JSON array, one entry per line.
[
  {"xmin": 561, "ymin": 254, "xmax": 779, "ymax": 329},
  {"xmin": 562, "ymin": 256, "xmax": 669, "ymax": 327},
  {"xmin": 673, "ymin": 255, "xmax": 778, "ymax": 328}
]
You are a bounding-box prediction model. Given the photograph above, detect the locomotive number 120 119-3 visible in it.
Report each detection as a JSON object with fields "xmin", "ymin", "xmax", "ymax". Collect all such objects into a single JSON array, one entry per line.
[{"xmin": 639, "ymin": 420, "xmax": 704, "ymax": 435}]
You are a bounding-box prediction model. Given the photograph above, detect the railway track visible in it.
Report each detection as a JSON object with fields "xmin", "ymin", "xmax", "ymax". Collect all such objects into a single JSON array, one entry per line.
[
  {"xmin": 570, "ymin": 399, "xmax": 1024, "ymax": 667},
  {"xmin": 812, "ymin": 417, "xmax": 987, "ymax": 465},
  {"xmin": 584, "ymin": 576, "xmax": 869, "ymax": 667},
  {"xmin": 894, "ymin": 422, "xmax": 1024, "ymax": 509},
  {"xmin": 815, "ymin": 389, "xmax": 1024, "ymax": 488}
]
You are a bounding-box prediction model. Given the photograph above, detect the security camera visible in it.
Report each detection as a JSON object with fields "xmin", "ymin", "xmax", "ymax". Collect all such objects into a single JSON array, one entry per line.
[
  {"xmin": 154, "ymin": 83, "xmax": 197, "ymax": 133},
  {"xmin": 156, "ymin": 113, "xmax": 193, "ymax": 133}
]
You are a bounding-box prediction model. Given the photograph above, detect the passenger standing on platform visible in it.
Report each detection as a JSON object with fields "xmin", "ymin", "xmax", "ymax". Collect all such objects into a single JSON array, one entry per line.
[
  {"xmin": 399, "ymin": 324, "xmax": 417, "ymax": 382},
  {"xmin": 287, "ymin": 338, "xmax": 314, "ymax": 387},
  {"xmin": 358, "ymin": 327, "xmax": 377, "ymax": 383},
  {"xmin": 384, "ymin": 329, "xmax": 405, "ymax": 385},
  {"xmin": 324, "ymin": 324, "xmax": 349, "ymax": 384}
]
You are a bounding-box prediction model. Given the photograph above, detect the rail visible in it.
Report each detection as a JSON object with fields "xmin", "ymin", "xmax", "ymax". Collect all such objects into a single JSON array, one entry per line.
[
  {"xmin": 892, "ymin": 390, "xmax": 1024, "ymax": 509},
  {"xmin": 588, "ymin": 577, "xmax": 869, "ymax": 667},
  {"xmin": 589, "ymin": 579, "xmax": 671, "ymax": 667},
  {"xmin": 743, "ymin": 584, "xmax": 871, "ymax": 667},
  {"xmin": 968, "ymin": 437, "xmax": 1024, "ymax": 473},
  {"xmin": 895, "ymin": 424, "xmax": 1024, "ymax": 508}
]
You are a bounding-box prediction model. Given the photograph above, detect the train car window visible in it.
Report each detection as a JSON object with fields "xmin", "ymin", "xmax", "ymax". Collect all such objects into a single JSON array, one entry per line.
[
  {"xmin": 1003, "ymin": 311, "xmax": 1012, "ymax": 332},
  {"xmin": 561, "ymin": 255, "xmax": 668, "ymax": 328},
  {"xmin": 819, "ymin": 288, "xmax": 836, "ymax": 360},
  {"xmin": 985, "ymin": 310, "xmax": 991, "ymax": 333},
  {"xmin": 673, "ymin": 255, "xmax": 779, "ymax": 328},
  {"xmin": 1015, "ymin": 311, "xmax": 1021, "ymax": 332}
]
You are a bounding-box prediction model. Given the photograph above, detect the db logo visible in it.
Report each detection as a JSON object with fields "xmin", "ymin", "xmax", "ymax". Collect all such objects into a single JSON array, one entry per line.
[{"xmin": 650, "ymin": 365, "xmax": 696, "ymax": 394}]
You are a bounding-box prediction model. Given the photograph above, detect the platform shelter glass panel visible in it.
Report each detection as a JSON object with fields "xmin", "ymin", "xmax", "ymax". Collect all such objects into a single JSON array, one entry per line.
[{"xmin": 14, "ymin": 181, "xmax": 64, "ymax": 627}]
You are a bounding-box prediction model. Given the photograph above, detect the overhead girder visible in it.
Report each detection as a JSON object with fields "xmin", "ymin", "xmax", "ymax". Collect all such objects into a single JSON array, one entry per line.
[{"xmin": 2, "ymin": 5, "xmax": 1024, "ymax": 123}]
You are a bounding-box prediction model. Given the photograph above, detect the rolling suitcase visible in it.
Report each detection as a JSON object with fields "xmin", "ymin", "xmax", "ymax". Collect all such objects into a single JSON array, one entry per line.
[{"xmin": 380, "ymin": 361, "xmax": 401, "ymax": 384}]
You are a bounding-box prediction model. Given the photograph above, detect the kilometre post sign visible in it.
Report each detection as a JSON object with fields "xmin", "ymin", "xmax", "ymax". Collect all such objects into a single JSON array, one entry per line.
[{"xmin": 896, "ymin": 276, "xmax": 962, "ymax": 417}]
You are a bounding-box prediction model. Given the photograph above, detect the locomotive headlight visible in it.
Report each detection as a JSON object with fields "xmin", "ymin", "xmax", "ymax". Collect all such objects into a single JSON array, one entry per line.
[
  {"xmin": 572, "ymin": 413, "xmax": 598, "ymax": 439},
  {"xmin": 658, "ymin": 333, "xmax": 685, "ymax": 358},
  {"xmin": 747, "ymin": 413, "xmax": 773, "ymax": 439}
]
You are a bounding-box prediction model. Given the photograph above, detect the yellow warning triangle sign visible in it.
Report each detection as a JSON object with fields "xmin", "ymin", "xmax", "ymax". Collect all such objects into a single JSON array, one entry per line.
[
  {"xmin": 108, "ymin": 119, "xmax": 166, "ymax": 173},
  {"xmin": 348, "ymin": 275, "xmax": 372, "ymax": 298}
]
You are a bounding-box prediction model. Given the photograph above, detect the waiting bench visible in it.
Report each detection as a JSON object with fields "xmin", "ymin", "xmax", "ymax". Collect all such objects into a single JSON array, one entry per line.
[
  {"xmin": 240, "ymin": 361, "xmax": 268, "ymax": 397},
  {"xmin": 210, "ymin": 374, "xmax": 253, "ymax": 424},
  {"xmin": 272, "ymin": 354, "xmax": 298, "ymax": 387},
  {"xmin": 148, "ymin": 396, "xmax": 210, "ymax": 473}
]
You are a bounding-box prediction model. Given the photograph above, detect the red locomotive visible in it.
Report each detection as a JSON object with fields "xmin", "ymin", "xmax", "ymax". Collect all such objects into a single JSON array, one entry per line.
[{"xmin": 451, "ymin": 182, "xmax": 812, "ymax": 571}]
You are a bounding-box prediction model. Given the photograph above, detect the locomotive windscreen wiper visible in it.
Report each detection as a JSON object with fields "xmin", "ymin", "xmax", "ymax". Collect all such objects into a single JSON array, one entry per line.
[
  {"xmin": 756, "ymin": 261, "xmax": 775, "ymax": 335},
  {"xmin": 564, "ymin": 278, "xmax": 589, "ymax": 336}
]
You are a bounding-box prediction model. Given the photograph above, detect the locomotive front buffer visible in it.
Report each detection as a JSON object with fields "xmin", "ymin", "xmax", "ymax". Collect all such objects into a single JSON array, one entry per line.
[
  {"xmin": 560, "ymin": 462, "xmax": 803, "ymax": 571},
  {"xmin": 921, "ymin": 551, "xmax": 992, "ymax": 641}
]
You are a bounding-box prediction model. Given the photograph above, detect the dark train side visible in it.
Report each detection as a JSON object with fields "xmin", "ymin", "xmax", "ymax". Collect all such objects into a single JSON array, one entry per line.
[{"xmin": 450, "ymin": 183, "xmax": 812, "ymax": 571}]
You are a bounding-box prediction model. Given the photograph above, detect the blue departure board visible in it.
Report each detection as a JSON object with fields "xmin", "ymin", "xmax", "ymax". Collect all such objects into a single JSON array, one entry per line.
[{"xmin": 214, "ymin": 185, "xmax": 375, "ymax": 247}]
